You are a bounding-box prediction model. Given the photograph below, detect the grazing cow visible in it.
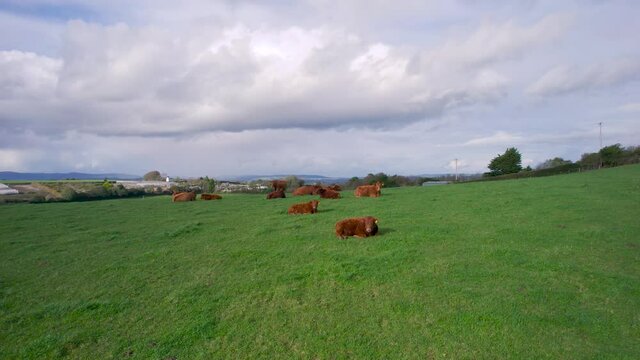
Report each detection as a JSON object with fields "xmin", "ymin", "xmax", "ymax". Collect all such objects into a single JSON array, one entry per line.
[
  {"xmin": 266, "ymin": 189, "xmax": 286, "ymax": 199},
  {"xmin": 271, "ymin": 180, "xmax": 287, "ymax": 192},
  {"xmin": 288, "ymin": 200, "xmax": 319, "ymax": 214},
  {"xmin": 335, "ymin": 217, "xmax": 379, "ymax": 239},
  {"xmin": 292, "ymin": 185, "xmax": 321, "ymax": 196},
  {"xmin": 354, "ymin": 181, "xmax": 384, "ymax": 198},
  {"xmin": 328, "ymin": 184, "xmax": 342, "ymax": 191},
  {"xmin": 172, "ymin": 191, "xmax": 196, "ymax": 202},
  {"xmin": 201, "ymin": 193, "xmax": 222, "ymax": 200},
  {"xmin": 317, "ymin": 188, "xmax": 340, "ymax": 199}
]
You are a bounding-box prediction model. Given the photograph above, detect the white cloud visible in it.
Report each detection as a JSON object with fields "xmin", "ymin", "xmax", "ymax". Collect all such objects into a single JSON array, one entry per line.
[
  {"xmin": 463, "ymin": 131, "xmax": 524, "ymax": 146},
  {"xmin": 527, "ymin": 58, "xmax": 640, "ymax": 97},
  {"xmin": 0, "ymin": 50, "xmax": 61, "ymax": 99},
  {"xmin": 617, "ymin": 102, "xmax": 640, "ymax": 113},
  {"xmin": 1, "ymin": 17, "xmax": 537, "ymax": 137},
  {"xmin": 415, "ymin": 14, "xmax": 570, "ymax": 72},
  {"xmin": 1, "ymin": 1, "xmax": 639, "ymax": 176},
  {"xmin": 0, "ymin": 149, "xmax": 30, "ymax": 171}
]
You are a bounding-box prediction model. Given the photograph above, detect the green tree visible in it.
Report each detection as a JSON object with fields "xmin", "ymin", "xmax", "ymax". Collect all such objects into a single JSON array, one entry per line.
[
  {"xmin": 364, "ymin": 172, "xmax": 391, "ymax": 186},
  {"xmin": 200, "ymin": 176, "xmax": 216, "ymax": 193},
  {"xmin": 487, "ymin": 147, "xmax": 522, "ymax": 176},
  {"xmin": 536, "ymin": 157, "xmax": 572, "ymax": 170},
  {"xmin": 285, "ymin": 176, "xmax": 304, "ymax": 189},
  {"xmin": 579, "ymin": 152, "xmax": 600, "ymax": 169},
  {"xmin": 60, "ymin": 187, "xmax": 79, "ymax": 201},
  {"xmin": 143, "ymin": 170, "xmax": 163, "ymax": 181},
  {"xmin": 344, "ymin": 176, "xmax": 362, "ymax": 189},
  {"xmin": 102, "ymin": 178, "xmax": 113, "ymax": 191},
  {"xmin": 599, "ymin": 144, "xmax": 624, "ymax": 167}
]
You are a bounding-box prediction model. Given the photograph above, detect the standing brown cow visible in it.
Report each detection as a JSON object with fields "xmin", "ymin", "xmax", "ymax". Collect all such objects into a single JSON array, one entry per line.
[
  {"xmin": 271, "ymin": 180, "xmax": 287, "ymax": 192},
  {"xmin": 335, "ymin": 217, "xmax": 379, "ymax": 239},
  {"xmin": 288, "ymin": 200, "xmax": 319, "ymax": 214},
  {"xmin": 292, "ymin": 185, "xmax": 321, "ymax": 196},
  {"xmin": 172, "ymin": 191, "xmax": 196, "ymax": 202},
  {"xmin": 266, "ymin": 189, "xmax": 286, "ymax": 199},
  {"xmin": 354, "ymin": 181, "xmax": 383, "ymax": 197}
]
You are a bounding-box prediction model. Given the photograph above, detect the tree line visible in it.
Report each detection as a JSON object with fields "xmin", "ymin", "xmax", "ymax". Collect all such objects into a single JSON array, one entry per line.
[
  {"xmin": 482, "ymin": 143, "xmax": 640, "ymax": 179},
  {"xmin": 140, "ymin": 143, "xmax": 639, "ymax": 193}
]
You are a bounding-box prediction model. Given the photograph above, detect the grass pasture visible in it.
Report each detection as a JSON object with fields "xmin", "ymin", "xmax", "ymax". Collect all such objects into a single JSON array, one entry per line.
[{"xmin": 1, "ymin": 165, "xmax": 639, "ymax": 359}]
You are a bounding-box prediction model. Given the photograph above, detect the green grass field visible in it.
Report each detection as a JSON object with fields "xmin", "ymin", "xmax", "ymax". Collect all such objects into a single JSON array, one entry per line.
[{"xmin": 1, "ymin": 166, "xmax": 639, "ymax": 359}]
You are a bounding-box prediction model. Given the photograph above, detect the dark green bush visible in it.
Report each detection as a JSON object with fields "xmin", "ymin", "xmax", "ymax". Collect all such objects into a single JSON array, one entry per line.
[{"xmin": 60, "ymin": 187, "xmax": 79, "ymax": 201}]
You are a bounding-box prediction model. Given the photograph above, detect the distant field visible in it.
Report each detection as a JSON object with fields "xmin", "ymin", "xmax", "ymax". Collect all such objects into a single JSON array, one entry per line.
[{"xmin": 1, "ymin": 165, "xmax": 639, "ymax": 358}]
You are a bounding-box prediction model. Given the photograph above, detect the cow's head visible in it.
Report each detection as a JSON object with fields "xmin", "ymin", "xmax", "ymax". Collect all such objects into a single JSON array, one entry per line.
[
  {"xmin": 310, "ymin": 200, "xmax": 319, "ymax": 212},
  {"xmin": 364, "ymin": 217, "xmax": 378, "ymax": 234}
]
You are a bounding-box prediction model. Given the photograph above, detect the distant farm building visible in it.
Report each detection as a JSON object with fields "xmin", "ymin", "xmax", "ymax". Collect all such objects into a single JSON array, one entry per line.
[
  {"xmin": 217, "ymin": 181, "xmax": 268, "ymax": 193},
  {"xmin": 116, "ymin": 180, "xmax": 175, "ymax": 190},
  {"xmin": 0, "ymin": 183, "xmax": 19, "ymax": 195}
]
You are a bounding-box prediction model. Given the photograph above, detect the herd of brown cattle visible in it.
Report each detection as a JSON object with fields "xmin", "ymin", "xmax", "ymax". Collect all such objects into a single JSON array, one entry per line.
[
  {"xmin": 272, "ymin": 180, "xmax": 383, "ymax": 239},
  {"xmin": 172, "ymin": 179, "xmax": 384, "ymax": 238}
]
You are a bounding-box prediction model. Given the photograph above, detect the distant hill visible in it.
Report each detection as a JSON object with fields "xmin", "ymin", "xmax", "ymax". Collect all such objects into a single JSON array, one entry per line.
[
  {"xmin": 229, "ymin": 174, "xmax": 349, "ymax": 184},
  {"xmin": 0, "ymin": 171, "xmax": 140, "ymax": 181}
]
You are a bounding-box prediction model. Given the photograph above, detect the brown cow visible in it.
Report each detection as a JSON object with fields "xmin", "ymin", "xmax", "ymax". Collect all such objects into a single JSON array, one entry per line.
[
  {"xmin": 266, "ymin": 189, "xmax": 286, "ymax": 199},
  {"xmin": 328, "ymin": 184, "xmax": 342, "ymax": 191},
  {"xmin": 271, "ymin": 180, "xmax": 287, "ymax": 192},
  {"xmin": 172, "ymin": 191, "xmax": 196, "ymax": 202},
  {"xmin": 317, "ymin": 187, "xmax": 340, "ymax": 199},
  {"xmin": 354, "ymin": 181, "xmax": 383, "ymax": 198},
  {"xmin": 201, "ymin": 193, "xmax": 222, "ymax": 200},
  {"xmin": 288, "ymin": 200, "xmax": 319, "ymax": 214},
  {"xmin": 292, "ymin": 185, "xmax": 321, "ymax": 196},
  {"xmin": 335, "ymin": 217, "xmax": 379, "ymax": 239}
]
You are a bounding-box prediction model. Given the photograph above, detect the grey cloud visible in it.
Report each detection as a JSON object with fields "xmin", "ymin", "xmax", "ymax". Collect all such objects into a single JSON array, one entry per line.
[
  {"xmin": 1, "ymin": 0, "xmax": 639, "ymax": 176},
  {"xmin": 527, "ymin": 58, "xmax": 640, "ymax": 97},
  {"xmin": 0, "ymin": 50, "xmax": 61, "ymax": 99},
  {"xmin": 414, "ymin": 14, "xmax": 571, "ymax": 72},
  {"xmin": 0, "ymin": 19, "xmax": 519, "ymax": 137}
]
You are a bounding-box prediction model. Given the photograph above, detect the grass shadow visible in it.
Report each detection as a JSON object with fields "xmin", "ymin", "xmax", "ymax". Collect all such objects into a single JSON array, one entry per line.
[{"xmin": 377, "ymin": 228, "xmax": 395, "ymax": 236}]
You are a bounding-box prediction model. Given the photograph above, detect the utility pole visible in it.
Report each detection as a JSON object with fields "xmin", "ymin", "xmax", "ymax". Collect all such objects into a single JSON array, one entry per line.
[
  {"xmin": 454, "ymin": 158, "xmax": 458, "ymax": 182},
  {"xmin": 598, "ymin": 122, "xmax": 603, "ymax": 150},
  {"xmin": 598, "ymin": 122, "xmax": 603, "ymax": 169}
]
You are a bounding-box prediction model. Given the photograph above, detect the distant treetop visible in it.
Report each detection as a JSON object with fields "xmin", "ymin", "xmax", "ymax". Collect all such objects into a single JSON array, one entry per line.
[
  {"xmin": 143, "ymin": 170, "xmax": 163, "ymax": 181},
  {"xmin": 486, "ymin": 147, "xmax": 522, "ymax": 176}
]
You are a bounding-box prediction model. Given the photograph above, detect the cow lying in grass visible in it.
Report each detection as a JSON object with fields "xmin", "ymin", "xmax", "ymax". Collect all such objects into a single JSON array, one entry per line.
[
  {"xmin": 317, "ymin": 188, "xmax": 340, "ymax": 199},
  {"xmin": 288, "ymin": 200, "xmax": 319, "ymax": 214},
  {"xmin": 266, "ymin": 189, "xmax": 286, "ymax": 199},
  {"xmin": 172, "ymin": 191, "xmax": 196, "ymax": 202},
  {"xmin": 354, "ymin": 181, "xmax": 383, "ymax": 197},
  {"xmin": 327, "ymin": 184, "xmax": 342, "ymax": 191},
  {"xmin": 335, "ymin": 217, "xmax": 379, "ymax": 239},
  {"xmin": 292, "ymin": 185, "xmax": 321, "ymax": 196},
  {"xmin": 271, "ymin": 180, "xmax": 287, "ymax": 192},
  {"xmin": 201, "ymin": 193, "xmax": 222, "ymax": 200}
]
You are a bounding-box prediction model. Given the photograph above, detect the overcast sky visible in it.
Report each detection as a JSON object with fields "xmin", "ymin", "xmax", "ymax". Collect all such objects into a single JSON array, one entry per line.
[{"xmin": 1, "ymin": 0, "xmax": 639, "ymax": 177}]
